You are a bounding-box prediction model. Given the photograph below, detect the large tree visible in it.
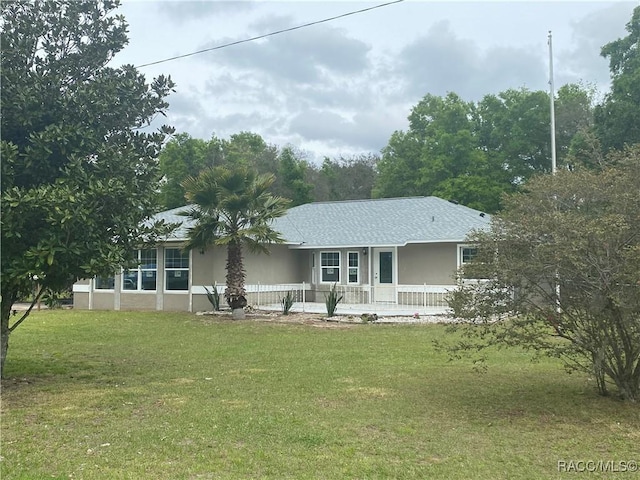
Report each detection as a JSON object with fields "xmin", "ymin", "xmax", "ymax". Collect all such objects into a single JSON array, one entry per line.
[
  {"xmin": 157, "ymin": 132, "xmax": 313, "ymax": 209},
  {"xmin": 158, "ymin": 133, "xmax": 223, "ymax": 209},
  {"xmin": 374, "ymin": 92, "xmax": 512, "ymax": 212},
  {"xmin": 447, "ymin": 146, "xmax": 640, "ymax": 401},
  {"xmin": 595, "ymin": 6, "xmax": 640, "ymax": 152},
  {"xmin": 311, "ymin": 154, "xmax": 379, "ymax": 202},
  {"xmin": 182, "ymin": 166, "xmax": 290, "ymax": 319},
  {"xmin": 275, "ymin": 146, "xmax": 313, "ymax": 206},
  {"xmin": 0, "ymin": 0, "xmax": 174, "ymax": 376},
  {"xmin": 374, "ymin": 86, "xmax": 594, "ymax": 212},
  {"xmin": 476, "ymin": 88, "xmax": 553, "ymax": 180}
]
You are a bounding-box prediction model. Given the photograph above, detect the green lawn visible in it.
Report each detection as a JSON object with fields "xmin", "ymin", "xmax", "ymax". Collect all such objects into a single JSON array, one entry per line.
[{"xmin": 1, "ymin": 310, "xmax": 638, "ymax": 479}]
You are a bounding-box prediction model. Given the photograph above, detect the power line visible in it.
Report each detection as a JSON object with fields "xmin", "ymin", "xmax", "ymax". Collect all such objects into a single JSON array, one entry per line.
[{"xmin": 135, "ymin": 0, "xmax": 405, "ymax": 69}]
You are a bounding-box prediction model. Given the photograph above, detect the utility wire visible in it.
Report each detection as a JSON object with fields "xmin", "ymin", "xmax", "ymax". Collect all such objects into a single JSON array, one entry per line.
[{"xmin": 135, "ymin": 0, "xmax": 405, "ymax": 68}]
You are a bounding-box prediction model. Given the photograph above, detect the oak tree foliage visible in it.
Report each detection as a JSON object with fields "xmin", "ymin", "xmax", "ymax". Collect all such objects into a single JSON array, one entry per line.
[
  {"xmin": 595, "ymin": 6, "xmax": 640, "ymax": 152},
  {"xmin": 311, "ymin": 154, "xmax": 379, "ymax": 202}
]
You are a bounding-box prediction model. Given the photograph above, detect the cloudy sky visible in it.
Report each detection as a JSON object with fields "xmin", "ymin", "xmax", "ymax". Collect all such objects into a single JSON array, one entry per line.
[{"xmin": 113, "ymin": 0, "xmax": 637, "ymax": 162}]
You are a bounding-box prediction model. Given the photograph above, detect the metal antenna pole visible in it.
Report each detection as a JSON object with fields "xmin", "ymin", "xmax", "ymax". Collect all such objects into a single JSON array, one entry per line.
[{"xmin": 548, "ymin": 31, "xmax": 557, "ymax": 174}]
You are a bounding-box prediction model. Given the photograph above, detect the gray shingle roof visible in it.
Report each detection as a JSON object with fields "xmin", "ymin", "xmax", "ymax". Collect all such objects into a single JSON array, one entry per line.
[
  {"xmin": 152, "ymin": 206, "xmax": 196, "ymax": 242},
  {"xmin": 153, "ymin": 196, "xmax": 490, "ymax": 247}
]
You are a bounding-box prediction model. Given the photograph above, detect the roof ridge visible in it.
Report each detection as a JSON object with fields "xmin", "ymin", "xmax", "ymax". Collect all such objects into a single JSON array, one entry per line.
[{"xmin": 294, "ymin": 196, "xmax": 435, "ymax": 207}]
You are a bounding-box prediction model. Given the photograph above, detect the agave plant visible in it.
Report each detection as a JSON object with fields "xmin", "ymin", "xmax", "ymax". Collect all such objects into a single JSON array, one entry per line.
[
  {"xmin": 281, "ymin": 290, "xmax": 295, "ymax": 315},
  {"xmin": 204, "ymin": 284, "xmax": 221, "ymax": 311},
  {"xmin": 324, "ymin": 283, "xmax": 343, "ymax": 317}
]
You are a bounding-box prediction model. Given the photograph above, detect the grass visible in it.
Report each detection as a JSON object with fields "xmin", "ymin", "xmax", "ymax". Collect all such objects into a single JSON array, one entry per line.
[{"xmin": 1, "ymin": 310, "xmax": 638, "ymax": 479}]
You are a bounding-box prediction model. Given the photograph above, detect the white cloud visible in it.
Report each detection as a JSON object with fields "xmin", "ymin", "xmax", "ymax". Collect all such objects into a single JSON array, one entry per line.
[{"xmin": 558, "ymin": 3, "xmax": 633, "ymax": 87}]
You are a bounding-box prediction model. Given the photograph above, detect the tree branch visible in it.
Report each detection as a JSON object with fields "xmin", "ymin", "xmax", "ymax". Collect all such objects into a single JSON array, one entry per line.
[{"xmin": 9, "ymin": 287, "xmax": 46, "ymax": 333}]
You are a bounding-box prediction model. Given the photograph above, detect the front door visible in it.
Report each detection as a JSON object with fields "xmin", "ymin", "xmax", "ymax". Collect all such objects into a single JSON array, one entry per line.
[{"xmin": 373, "ymin": 248, "xmax": 396, "ymax": 303}]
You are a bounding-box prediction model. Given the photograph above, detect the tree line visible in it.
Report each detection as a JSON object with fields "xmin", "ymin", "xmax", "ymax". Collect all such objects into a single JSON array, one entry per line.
[{"xmin": 157, "ymin": 131, "xmax": 379, "ymax": 209}]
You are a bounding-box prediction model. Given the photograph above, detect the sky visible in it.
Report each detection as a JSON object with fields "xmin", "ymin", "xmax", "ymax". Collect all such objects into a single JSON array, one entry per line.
[{"xmin": 112, "ymin": 0, "xmax": 637, "ymax": 162}]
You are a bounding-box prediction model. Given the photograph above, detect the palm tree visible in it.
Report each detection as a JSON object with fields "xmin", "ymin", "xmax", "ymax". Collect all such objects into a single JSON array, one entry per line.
[{"xmin": 182, "ymin": 166, "xmax": 290, "ymax": 319}]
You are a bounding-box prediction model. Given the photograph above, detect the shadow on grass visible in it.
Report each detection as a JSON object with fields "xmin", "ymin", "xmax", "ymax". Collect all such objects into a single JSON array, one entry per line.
[{"xmin": 398, "ymin": 362, "xmax": 636, "ymax": 428}]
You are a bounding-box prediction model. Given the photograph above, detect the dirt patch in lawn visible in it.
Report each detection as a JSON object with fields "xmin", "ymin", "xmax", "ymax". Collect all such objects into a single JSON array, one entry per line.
[
  {"xmin": 196, "ymin": 310, "xmax": 360, "ymax": 328},
  {"xmin": 196, "ymin": 309, "xmax": 453, "ymax": 327}
]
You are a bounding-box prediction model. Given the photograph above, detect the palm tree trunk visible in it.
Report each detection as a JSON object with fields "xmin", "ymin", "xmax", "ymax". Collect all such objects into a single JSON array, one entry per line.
[{"xmin": 225, "ymin": 240, "xmax": 247, "ymax": 319}]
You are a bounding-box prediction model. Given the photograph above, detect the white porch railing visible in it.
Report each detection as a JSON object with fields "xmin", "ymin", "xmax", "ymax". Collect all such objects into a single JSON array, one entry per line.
[
  {"xmin": 192, "ymin": 283, "xmax": 457, "ymax": 314},
  {"xmin": 238, "ymin": 283, "xmax": 456, "ymax": 311},
  {"xmin": 248, "ymin": 283, "xmax": 307, "ymax": 311},
  {"xmin": 397, "ymin": 285, "xmax": 455, "ymax": 308}
]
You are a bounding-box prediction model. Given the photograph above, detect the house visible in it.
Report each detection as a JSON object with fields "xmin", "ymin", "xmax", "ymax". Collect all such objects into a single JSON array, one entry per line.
[{"xmin": 72, "ymin": 196, "xmax": 490, "ymax": 312}]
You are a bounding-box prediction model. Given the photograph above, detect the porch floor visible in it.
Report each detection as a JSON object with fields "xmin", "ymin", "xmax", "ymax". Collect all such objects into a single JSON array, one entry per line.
[{"xmin": 257, "ymin": 302, "xmax": 450, "ymax": 317}]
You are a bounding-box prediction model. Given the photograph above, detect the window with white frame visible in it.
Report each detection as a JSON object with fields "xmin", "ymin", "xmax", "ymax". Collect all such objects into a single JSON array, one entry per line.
[
  {"xmin": 320, "ymin": 251, "xmax": 340, "ymax": 283},
  {"xmin": 459, "ymin": 246, "xmax": 478, "ymax": 267},
  {"xmin": 347, "ymin": 251, "xmax": 359, "ymax": 284},
  {"xmin": 122, "ymin": 249, "xmax": 157, "ymax": 291},
  {"xmin": 165, "ymin": 248, "xmax": 189, "ymax": 291},
  {"xmin": 95, "ymin": 275, "xmax": 115, "ymax": 290}
]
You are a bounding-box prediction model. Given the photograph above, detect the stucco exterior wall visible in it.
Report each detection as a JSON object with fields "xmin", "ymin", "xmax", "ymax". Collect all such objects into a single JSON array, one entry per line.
[
  {"xmin": 72, "ymin": 242, "xmax": 460, "ymax": 311},
  {"xmin": 73, "ymin": 279, "xmax": 90, "ymax": 309},
  {"xmin": 92, "ymin": 292, "xmax": 116, "ymax": 310},
  {"xmin": 120, "ymin": 293, "xmax": 156, "ymax": 310},
  {"xmin": 192, "ymin": 294, "xmax": 213, "ymax": 313},
  {"xmin": 74, "ymin": 293, "xmax": 90, "ymax": 309},
  {"xmin": 191, "ymin": 244, "xmax": 306, "ymax": 287},
  {"xmin": 245, "ymin": 245, "xmax": 306, "ymax": 284},
  {"xmin": 163, "ymin": 293, "xmax": 190, "ymax": 311},
  {"xmin": 190, "ymin": 248, "xmax": 225, "ymax": 287},
  {"xmin": 398, "ymin": 243, "xmax": 457, "ymax": 285}
]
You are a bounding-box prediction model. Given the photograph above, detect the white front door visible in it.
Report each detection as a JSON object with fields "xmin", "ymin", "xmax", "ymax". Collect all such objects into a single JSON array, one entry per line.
[{"xmin": 373, "ymin": 248, "xmax": 396, "ymax": 303}]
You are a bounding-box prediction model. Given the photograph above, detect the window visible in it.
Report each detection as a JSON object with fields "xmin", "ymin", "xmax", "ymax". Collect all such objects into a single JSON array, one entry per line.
[
  {"xmin": 123, "ymin": 249, "xmax": 157, "ymax": 291},
  {"xmin": 459, "ymin": 246, "xmax": 478, "ymax": 266},
  {"xmin": 165, "ymin": 248, "xmax": 189, "ymax": 291},
  {"xmin": 462, "ymin": 247, "xmax": 477, "ymax": 264},
  {"xmin": 347, "ymin": 251, "xmax": 359, "ymax": 284},
  {"xmin": 95, "ymin": 275, "xmax": 115, "ymax": 290},
  {"xmin": 321, "ymin": 251, "xmax": 340, "ymax": 283}
]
